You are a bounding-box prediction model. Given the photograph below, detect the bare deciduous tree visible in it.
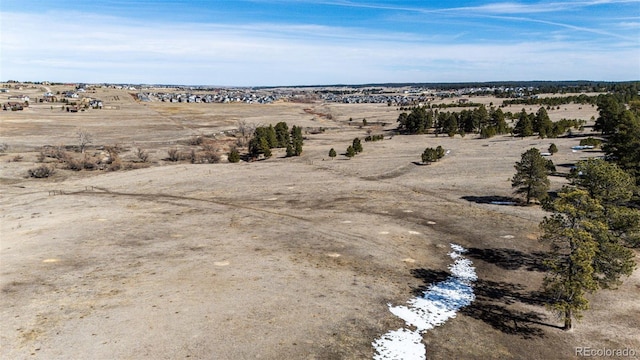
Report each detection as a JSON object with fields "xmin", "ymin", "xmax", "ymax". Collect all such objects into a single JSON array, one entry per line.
[
  {"xmin": 76, "ymin": 128, "xmax": 93, "ymax": 153},
  {"xmin": 236, "ymin": 120, "xmax": 256, "ymax": 147}
]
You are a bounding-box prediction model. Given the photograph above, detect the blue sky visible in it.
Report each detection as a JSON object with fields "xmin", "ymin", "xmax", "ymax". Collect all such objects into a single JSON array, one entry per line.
[{"xmin": 1, "ymin": 0, "xmax": 639, "ymax": 86}]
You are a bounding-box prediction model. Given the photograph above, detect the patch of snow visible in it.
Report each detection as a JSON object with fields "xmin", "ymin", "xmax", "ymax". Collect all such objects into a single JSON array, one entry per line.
[
  {"xmin": 379, "ymin": 231, "xmax": 390, "ymax": 235},
  {"xmin": 372, "ymin": 328, "xmax": 425, "ymax": 360},
  {"xmin": 408, "ymin": 231, "xmax": 421, "ymax": 235},
  {"xmin": 403, "ymin": 210, "xmax": 414, "ymax": 213},
  {"xmin": 450, "ymin": 243, "xmax": 467, "ymax": 254},
  {"xmin": 426, "ymin": 221, "xmax": 436, "ymax": 225},
  {"xmin": 372, "ymin": 243, "xmax": 477, "ymax": 360},
  {"xmin": 500, "ymin": 235, "xmax": 515, "ymax": 239}
]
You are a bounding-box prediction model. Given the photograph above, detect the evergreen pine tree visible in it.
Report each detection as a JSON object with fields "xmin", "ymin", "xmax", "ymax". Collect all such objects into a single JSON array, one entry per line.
[
  {"xmin": 352, "ymin": 138, "xmax": 363, "ymax": 153},
  {"xmin": 346, "ymin": 146, "xmax": 355, "ymax": 159},
  {"xmin": 512, "ymin": 148, "xmax": 551, "ymax": 204},
  {"xmin": 228, "ymin": 148, "xmax": 240, "ymax": 163}
]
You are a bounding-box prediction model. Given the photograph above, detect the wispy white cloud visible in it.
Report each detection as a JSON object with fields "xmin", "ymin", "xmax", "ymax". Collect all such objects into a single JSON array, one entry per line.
[
  {"xmin": 1, "ymin": 10, "xmax": 638, "ymax": 85},
  {"xmin": 280, "ymin": 0, "xmax": 640, "ymax": 14},
  {"xmin": 617, "ymin": 21, "xmax": 640, "ymax": 28},
  {"xmin": 288, "ymin": 0, "xmax": 640, "ymax": 42}
]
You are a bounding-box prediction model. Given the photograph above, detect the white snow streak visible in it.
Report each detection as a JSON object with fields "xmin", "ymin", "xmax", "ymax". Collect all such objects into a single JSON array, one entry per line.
[{"xmin": 372, "ymin": 243, "xmax": 477, "ymax": 360}]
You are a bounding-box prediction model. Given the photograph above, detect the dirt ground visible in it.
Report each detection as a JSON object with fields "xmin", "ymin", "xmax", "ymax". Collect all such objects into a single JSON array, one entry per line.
[{"xmin": 1, "ymin": 86, "xmax": 638, "ymax": 359}]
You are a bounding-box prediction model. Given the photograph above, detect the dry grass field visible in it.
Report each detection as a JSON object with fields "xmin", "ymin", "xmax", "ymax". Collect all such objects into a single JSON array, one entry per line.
[{"xmin": 1, "ymin": 85, "xmax": 638, "ymax": 359}]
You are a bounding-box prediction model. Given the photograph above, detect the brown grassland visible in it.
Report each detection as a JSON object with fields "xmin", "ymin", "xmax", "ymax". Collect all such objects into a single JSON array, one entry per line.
[{"xmin": 1, "ymin": 85, "xmax": 638, "ymax": 359}]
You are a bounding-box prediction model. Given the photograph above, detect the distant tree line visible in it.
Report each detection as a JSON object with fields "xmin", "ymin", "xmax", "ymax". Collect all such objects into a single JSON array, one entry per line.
[
  {"xmin": 502, "ymin": 94, "xmax": 597, "ymax": 107},
  {"xmin": 397, "ymin": 104, "xmax": 585, "ymax": 139},
  {"xmin": 512, "ymin": 108, "xmax": 585, "ymax": 138},
  {"xmin": 397, "ymin": 105, "xmax": 510, "ymax": 138}
]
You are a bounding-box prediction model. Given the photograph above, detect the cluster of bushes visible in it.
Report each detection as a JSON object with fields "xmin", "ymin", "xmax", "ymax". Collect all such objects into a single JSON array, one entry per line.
[
  {"xmin": 28, "ymin": 165, "xmax": 55, "ymax": 178},
  {"xmin": 37, "ymin": 145, "xmax": 125, "ymax": 172},
  {"xmin": 248, "ymin": 122, "xmax": 303, "ymax": 159},
  {"xmin": 579, "ymin": 137, "xmax": 603, "ymax": 148},
  {"xmin": 167, "ymin": 140, "xmax": 221, "ymax": 164},
  {"xmin": 364, "ymin": 134, "xmax": 384, "ymax": 142},
  {"xmin": 421, "ymin": 146, "xmax": 445, "ymax": 164},
  {"xmin": 28, "ymin": 144, "xmax": 147, "ymax": 178}
]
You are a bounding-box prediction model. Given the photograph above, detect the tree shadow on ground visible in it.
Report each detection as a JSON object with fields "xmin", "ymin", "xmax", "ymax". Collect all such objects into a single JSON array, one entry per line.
[
  {"xmin": 465, "ymin": 247, "xmax": 550, "ymax": 272},
  {"xmin": 460, "ymin": 195, "xmax": 523, "ymax": 206},
  {"xmin": 556, "ymin": 163, "xmax": 576, "ymax": 169},
  {"xmin": 410, "ymin": 268, "xmax": 560, "ymax": 339}
]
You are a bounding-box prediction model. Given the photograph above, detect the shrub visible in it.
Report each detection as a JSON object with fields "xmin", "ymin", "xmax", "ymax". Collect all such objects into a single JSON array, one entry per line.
[
  {"xmin": 549, "ymin": 143, "xmax": 558, "ymax": 154},
  {"xmin": 136, "ymin": 148, "xmax": 149, "ymax": 162},
  {"xmin": 28, "ymin": 165, "xmax": 55, "ymax": 178},
  {"xmin": 81, "ymin": 155, "xmax": 98, "ymax": 170},
  {"xmin": 167, "ymin": 148, "xmax": 180, "ymax": 162},
  {"xmin": 422, "ymin": 148, "xmax": 438, "ymax": 163},
  {"xmin": 42, "ymin": 146, "xmax": 69, "ymax": 162},
  {"xmin": 187, "ymin": 136, "xmax": 204, "ymax": 146},
  {"xmin": 107, "ymin": 158, "xmax": 122, "ymax": 171},
  {"xmin": 200, "ymin": 150, "xmax": 221, "ymax": 164},
  {"xmin": 65, "ymin": 157, "xmax": 83, "ymax": 171},
  {"xmin": 228, "ymin": 148, "xmax": 240, "ymax": 163}
]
